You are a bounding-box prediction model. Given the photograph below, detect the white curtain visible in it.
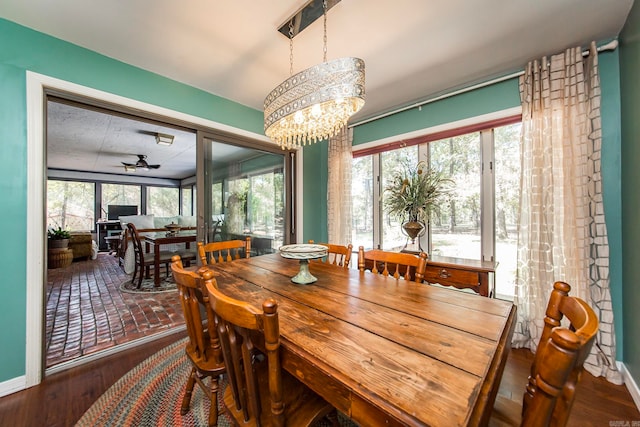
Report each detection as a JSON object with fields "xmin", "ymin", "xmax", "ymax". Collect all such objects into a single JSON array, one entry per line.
[
  {"xmin": 513, "ymin": 42, "xmax": 622, "ymax": 384},
  {"xmin": 327, "ymin": 127, "xmax": 353, "ymax": 245}
]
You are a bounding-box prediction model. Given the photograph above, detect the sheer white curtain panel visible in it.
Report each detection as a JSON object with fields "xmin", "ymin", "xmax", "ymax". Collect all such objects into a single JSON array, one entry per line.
[
  {"xmin": 513, "ymin": 41, "xmax": 621, "ymax": 383},
  {"xmin": 327, "ymin": 127, "xmax": 353, "ymax": 245}
]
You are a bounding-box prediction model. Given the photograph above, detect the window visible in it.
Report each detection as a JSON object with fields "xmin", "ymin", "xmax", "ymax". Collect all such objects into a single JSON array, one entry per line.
[
  {"xmin": 351, "ymin": 156, "xmax": 374, "ymax": 250},
  {"xmin": 211, "ymin": 182, "xmax": 223, "ymax": 216},
  {"xmin": 380, "ymin": 146, "xmax": 418, "ymax": 250},
  {"xmin": 47, "ymin": 180, "xmax": 95, "ymax": 231},
  {"xmin": 147, "ymin": 186, "xmax": 179, "ymax": 217},
  {"xmin": 352, "ymin": 119, "xmax": 521, "ymax": 298},
  {"xmin": 493, "ymin": 123, "xmax": 521, "ymax": 298},
  {"xmin": 181, "ymin": 186, "xmax": 193, "ymax": 215},
  {"xmin": 429, "ymin": 132, "xmax": 481, "ymax": 259},
  {"xmin": 102, "ymin": 183, "xmax": 141, "ymax": 214}
]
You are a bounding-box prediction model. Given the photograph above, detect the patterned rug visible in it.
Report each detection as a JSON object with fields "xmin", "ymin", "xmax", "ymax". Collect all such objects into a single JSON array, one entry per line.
[
  {"xmin": 76, "ymin": 338, "xmax": 227, "ymax": 426},
  {"xmin": 76, "ymin": 339, "xmax": 356, "ymax": 427},
  {"xmin": 119, "ymin": 274, "xmax": 177, "ymax": 294}
]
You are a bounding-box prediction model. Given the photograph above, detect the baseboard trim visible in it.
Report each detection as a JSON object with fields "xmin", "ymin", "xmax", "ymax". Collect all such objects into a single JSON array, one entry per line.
[
  {"xmin": 46, "ymin": 326, "xmax": 186, "ymax": 376},
  {"xmin": 619, "ymin": 361, "xmax": 640, "ymax": 412},
  {"xmin": 0, "ymin": 375, "xmax": 26, "ymax": 398}
]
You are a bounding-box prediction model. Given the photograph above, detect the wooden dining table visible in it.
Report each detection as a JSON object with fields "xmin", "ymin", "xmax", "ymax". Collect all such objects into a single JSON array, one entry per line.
[
  {"xmin": 143, "ymin": 230, "xmax": 197, "ymax": 285},
  {"xmin": 206, "ymin": 253, "xmax": 517, "ymax": 427}
]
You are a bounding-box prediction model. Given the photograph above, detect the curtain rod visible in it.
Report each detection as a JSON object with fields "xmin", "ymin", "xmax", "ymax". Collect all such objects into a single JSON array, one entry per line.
[{"xmin": 350, "ymin": 39, "xmax": 619, "ymax": 128}]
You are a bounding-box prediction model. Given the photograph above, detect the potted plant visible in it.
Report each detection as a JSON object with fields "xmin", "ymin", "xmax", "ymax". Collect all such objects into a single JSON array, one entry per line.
[
  {"xmin": 48, "ymin": 226, "xmax": 71, "ymax": 250},
  {"xmin": 384, "ymin": 160, "xmax": 453, "ymax": 246}
]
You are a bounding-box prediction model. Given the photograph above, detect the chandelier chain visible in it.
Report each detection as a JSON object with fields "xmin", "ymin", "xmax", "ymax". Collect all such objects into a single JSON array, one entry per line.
[
  {"xmin": 264, "ymin": 0, "xmax": 365, "ymax": 149},
  {"xmin": 323, "ymin": 0, "xmax": 328, "ymax": 62},
  {"xmin": 289, "ymin": 20, "xmax": 294, "ymax": 76}
]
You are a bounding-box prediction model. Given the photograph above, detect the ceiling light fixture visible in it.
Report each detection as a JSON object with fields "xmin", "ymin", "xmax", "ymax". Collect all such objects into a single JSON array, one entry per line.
[
  {"xmin": 264, "ymin": 0, "xmax": 365, "ymax": 150},
  {"xmin": 155, "ymin": 133, "xmax": 174, "ymax": 146},
  {"xmin": 124, "ymin": 165, "xmax": 136, "ymax": 172}
]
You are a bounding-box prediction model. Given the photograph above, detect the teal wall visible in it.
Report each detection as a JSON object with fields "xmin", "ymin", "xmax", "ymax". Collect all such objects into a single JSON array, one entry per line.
[
  {"xmin": 620, "ymin": 1, "xmax": 640, "ymax": 386},
  {"xmin": 0, "ymin": 18, "xmax": 263, "ymax": 384},
  {"xmin": 302, "ymin": 142, "xmax": 328, "ymax": 242},
  {"xmin": 353, "ymin": 78, "xmax": 520, "ymax": 145}
]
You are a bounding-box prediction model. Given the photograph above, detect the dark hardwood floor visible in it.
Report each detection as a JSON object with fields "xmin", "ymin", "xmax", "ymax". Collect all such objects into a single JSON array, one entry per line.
[
  {"xmin": 0, "ymin": 342, "xmax": 637, "ymax": 426},
  {"xmin": 0, "ymin": 331, "xmax": 185, "ymax": 427}
]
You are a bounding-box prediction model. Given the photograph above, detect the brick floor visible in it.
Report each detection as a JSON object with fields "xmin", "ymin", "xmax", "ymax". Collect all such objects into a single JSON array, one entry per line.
[{"xmin": 45, "ymin": 253, "xmax": 185, "ymax": 368}]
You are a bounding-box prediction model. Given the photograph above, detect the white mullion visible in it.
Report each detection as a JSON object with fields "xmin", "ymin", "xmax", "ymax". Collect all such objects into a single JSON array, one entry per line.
[
  {"xmin": 418, "ymin": 143, "xmax": 430, "ymax": 254},
  {"xmin": 373, "ymin": 154, "xmax": 381, "ymax": 249},
  {"xmin": 480, "ymin": 129, "xmax": 495, "ymax": 262}
]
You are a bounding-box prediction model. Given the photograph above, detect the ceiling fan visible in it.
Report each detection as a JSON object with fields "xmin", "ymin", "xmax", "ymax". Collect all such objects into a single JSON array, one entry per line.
[{"xmin": 122, "ymin": 154, "xmax": 160, "ymax": 172}]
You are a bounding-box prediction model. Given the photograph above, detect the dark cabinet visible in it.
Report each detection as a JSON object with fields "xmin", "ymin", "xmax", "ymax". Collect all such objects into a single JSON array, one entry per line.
[{"xmin": 96, "ymin": 220, "xmax": 122, "ymax": 251}]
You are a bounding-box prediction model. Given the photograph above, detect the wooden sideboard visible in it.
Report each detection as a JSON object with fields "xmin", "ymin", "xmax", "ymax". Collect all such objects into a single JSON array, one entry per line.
[
  {"xmin": 423, "ymin": 255, "xmax": 498, "ymax": 297},
  {"xmin": 397, "ymin": 249, "xmax": 497, "ymax": 297}
]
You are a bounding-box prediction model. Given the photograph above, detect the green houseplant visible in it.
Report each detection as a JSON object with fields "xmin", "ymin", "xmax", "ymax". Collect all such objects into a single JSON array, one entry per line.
[
  {"xmin": 384, "ymin": 160, "xmax": 452, "ymax": 244},
  {"xmin": 48, "ymin": 226, "xmax": 71, "ymax": 249}
]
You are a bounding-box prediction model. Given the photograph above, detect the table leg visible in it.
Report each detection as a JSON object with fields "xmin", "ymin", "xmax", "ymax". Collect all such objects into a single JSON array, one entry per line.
[
  {"xmin": 153, "ymin": 242, "xmax": 161, "ymax": 286},
  {"xmin": 479, "ymin": 273, "xmax": 489, "ymax": 297}
]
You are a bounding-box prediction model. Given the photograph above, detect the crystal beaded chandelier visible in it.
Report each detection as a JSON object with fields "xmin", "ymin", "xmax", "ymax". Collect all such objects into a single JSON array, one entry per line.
[{"xmin": 264, "ymin": 0, "xmax": 365, "ymax": 149}]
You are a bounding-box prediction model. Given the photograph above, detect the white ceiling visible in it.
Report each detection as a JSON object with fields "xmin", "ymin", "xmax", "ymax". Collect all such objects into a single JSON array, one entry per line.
[{"xmin": 2, "ymin": 0, "xmax": 634, "ymax": 178}]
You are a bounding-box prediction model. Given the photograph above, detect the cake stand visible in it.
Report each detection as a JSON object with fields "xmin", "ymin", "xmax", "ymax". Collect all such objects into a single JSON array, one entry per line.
[{"xmin": 279, "ymin": 244, "xmax": 328, "ymax": 284}]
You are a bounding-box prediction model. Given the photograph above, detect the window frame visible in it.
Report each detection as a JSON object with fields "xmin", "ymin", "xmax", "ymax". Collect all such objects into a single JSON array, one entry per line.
[
  {"xmin": 352, "ymin": 113, "xmax": 521, "ymax": 265},
  {"xmin": 46, "ymin": 177, "xmax": 188, "ymax": 232}
]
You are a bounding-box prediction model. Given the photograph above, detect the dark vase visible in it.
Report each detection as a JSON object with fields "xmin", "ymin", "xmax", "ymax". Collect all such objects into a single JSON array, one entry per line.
[{"xmin": 401, "ymin": 220, "xmax": 425, "ymax": 243}]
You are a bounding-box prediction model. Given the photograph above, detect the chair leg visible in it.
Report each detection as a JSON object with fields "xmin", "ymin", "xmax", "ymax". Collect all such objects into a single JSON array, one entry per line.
[
  {"xmin": 181, "ymin": 367, "xmax": 197, "ymax": 415},
  {"xmin": 136, "ymin": 266, "xmax": 144, "ymax": 288},
  {"xmin": 208, "ymin": 375, "xmax": 219, "ymax": 427}
]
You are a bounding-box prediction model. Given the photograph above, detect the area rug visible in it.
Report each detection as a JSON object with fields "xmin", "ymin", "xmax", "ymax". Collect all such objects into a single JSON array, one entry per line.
[
  {"xmin": 119, "ymin": 274, "xmax": 177, "ymax": 294},
  {"xmin": 75, "ymin": 338, "xmax": 225, "ymax": 426},
  {"xmin": 76, "ymin": 339, "xmax": 355, "ymax": 427}
]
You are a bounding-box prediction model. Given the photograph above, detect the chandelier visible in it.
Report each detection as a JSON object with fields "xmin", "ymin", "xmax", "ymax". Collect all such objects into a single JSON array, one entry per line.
[{"xmin": 264, "ymin": 0, "xmax": 365, "ymax": 149}]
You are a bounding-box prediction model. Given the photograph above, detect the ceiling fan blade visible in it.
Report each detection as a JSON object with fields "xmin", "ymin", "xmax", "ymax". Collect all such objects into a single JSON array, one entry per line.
[
  {"xmin": 122, "ymin": 162, "xmax": 135, "ymax": 167},
  {"xmin": 148, "ymin": 164, "xmax": 161, "ymax": 169}
]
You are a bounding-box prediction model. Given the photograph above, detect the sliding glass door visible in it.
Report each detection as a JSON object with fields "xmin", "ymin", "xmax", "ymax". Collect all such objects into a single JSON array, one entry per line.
[{"xmin": 200, "ymin": 135, "xmax": 293, "ymax": 255}]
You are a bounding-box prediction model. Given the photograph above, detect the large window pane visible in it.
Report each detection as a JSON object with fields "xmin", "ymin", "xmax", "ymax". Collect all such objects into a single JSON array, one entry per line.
[
  {"xmin": 351, "ymin": 155, "xmax": 374, "ymax": 250},
  {"xmin": 381, "ymin": 146, "xmax": 418, "ymax": 250},
  {"xmin": 47, "ymin": 180, "xmax": 95, "ymax": 231},
  {"xmin": 181, "ymin": 186, "xmax": 193, "ymax": 216},
  {"xmin": 102, "ymin": 183, "xmax": 141, "ymax": 214},
  {"xmin": 227, "ymin": 178, "xmax": 249, "ymax": 235},
  {"xmin": 494, "ymin": 123, "xmax": 521, "ymax": 298},
  {"xmin": 249, "ymin": 171, "xmax": 284, "ymax": 237},
  {"xmin": 204, "ymin": 138, "xmax": 287, "ymax": 254},
  {"xmin": 211, "ymin": 182, "xmax": 223, "ymax": 217},
  {"xmin": 429, "ymin": 133, "xmax": 481, "ymax": 259},
  {"xmin": 147, "ymin": 186, "xmax": 179, "ymax": 217}
]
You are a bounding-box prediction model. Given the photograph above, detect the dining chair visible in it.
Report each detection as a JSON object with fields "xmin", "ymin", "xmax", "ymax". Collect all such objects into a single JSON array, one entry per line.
[
  {"xmin": 126, "ymin": 222, "xmax": 174, "ymax": 288},
  {"xmin": 197, "ymin": 237, "xmax": 251, "ymax": 265},
  {"xmin": 489, "ymin": 281, "xmax": 599, "ymax": 427},
  {"xmin": 308, "ymin": 240, "xmax": 353, "ymax": 268},
  {"xmin": 171, "ymin": 255, "xmax": 226, "ymax": 427},
  {"xmin": 202, "ymin": 270, "xmax": 337, "ymax": 427},
  {"xmin": 357, "ymin": 246, "xmax": 428, "ymax": 282}
]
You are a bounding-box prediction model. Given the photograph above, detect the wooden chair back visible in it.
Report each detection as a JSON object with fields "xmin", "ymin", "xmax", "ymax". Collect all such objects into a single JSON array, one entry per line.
[
  {"xmin": 170, "ymin": 256, "xmax": 225, "ymax": 426},
  {"xmin": 205, "ymin": 272, "xmax": 285, "ymax": 425},
  {"xmin": 522, "ymin": 281, "xmax": 599, "ymax": 426},
  {"xmin": 357, "ymin": 246, "xmax": 428, "ymax": 282},
  {"xmin": 198, "ymin": 237, "xmax": 251, "ymax": 265},
  {"xmin": 203, "ymin": 271, "xmax": 334, "ymax": 426},
  {"xmin": 126, "ymin": 222, "xmax": 146, "ymax": 267},
  {"xmin": 308, "ymin": 240, "xmax": 353, "ymax": 268}
]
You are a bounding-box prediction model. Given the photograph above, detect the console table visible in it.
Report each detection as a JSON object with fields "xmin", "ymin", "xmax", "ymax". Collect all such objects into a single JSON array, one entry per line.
[
  {"xmin": 424, "ymin": 255, "xmax": 498, "ymax": 297},
  {"xmin": 367, "ymin": 249, "xmax": 498, "ymax": 297}
]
